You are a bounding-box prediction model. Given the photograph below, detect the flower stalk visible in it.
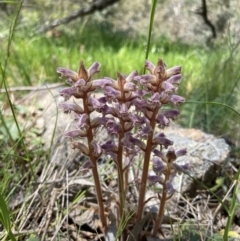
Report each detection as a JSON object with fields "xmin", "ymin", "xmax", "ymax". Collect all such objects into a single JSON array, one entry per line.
[{"xmin": 57, "ymin": 58, "xmax": 187, "ymax": 238}]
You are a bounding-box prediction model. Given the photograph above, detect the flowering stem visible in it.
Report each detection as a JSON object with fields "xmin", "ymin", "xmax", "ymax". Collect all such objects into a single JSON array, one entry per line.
[
  {"xmin": 152, "ymin": 166, "xmax": 170, "ymax": 236},
  {"xmin": 83, "ymin": 93, "xmax": 107, "ymax": 230},
  {"xmin": 91, "ymin": 158, "xmax": 107, "ymax": 230},
  {"xmin": 117, "ymin": 132, "xmax": 125, "ymax": 221},
  {"xmin": 136, "ymin": 109, "xmax": 158, "ymax": 221}
]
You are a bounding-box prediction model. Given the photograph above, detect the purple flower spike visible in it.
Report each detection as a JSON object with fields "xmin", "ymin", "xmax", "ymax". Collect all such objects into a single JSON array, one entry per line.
[{"xmin": 152, "ymin": 157, "xmax": 166, "ymax": 173}]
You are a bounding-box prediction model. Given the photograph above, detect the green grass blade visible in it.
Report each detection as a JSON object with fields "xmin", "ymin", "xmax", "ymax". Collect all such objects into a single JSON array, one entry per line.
[
  {"xmin": 186, "ymin": 101, "xmax": 240, "ymax": 118},
  {"xmin": 144, "ymin": 0, "xmax": 157, "ymax": 65},
  {"xmin": 223, "ymin": 168, "xmax": 240, "ymax": 240},
  {"xmin": 0, "ymin": 193, "xmax": 16, "ymax": 241}
]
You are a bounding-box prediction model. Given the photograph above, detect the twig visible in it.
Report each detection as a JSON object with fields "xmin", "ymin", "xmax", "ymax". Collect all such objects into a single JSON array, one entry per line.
[
  {"xmin": 36, "ymin": 0, "xmax": 120, "ymax": 34},
  {"xmin": 0, "ymin": 83, "xmax": 64, "ymax": 93},
  {"xmin": 40, "ymin": 188, "xmax": 58, "ymax": 241},
  {"xmin": 195, "ymin": 0, "xmax": 217, "ymax": 41}
]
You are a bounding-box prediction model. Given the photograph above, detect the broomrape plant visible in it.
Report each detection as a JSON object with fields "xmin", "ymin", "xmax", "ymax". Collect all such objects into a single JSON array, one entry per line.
[{"xmin": 57, "ymin": 58, "xmax": 187, "ymax": 238}]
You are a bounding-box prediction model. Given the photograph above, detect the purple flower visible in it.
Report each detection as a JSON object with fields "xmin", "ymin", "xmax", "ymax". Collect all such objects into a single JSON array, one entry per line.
[
  {"xmin": 152, "ymin": 133, "xmax": 173, "ymax": 148},
  {"xmin": 148, "ymin": 175, "xmax": 164, "ymax": 185},
  {"xmin": 132, "ymin": 98, "xmax": 148, "ymax": 111},
  {"xmin": 144, "ymin": 60, "xmax": 156, "ymax": 74},
  {"xmin": 155, "ymin": 113, "xmax": 170, "ymax": 128},
  {"xmin": 71, "ymin": 140, "xmax": 89, "ymax": 155},
  {"xmin": 101, "ymin": 140, "xmax": 118, "ymax": 153},
  {"xmin": 153, "ymin": 149, "xmax": 164, "ymax": 159},
  {"xmin": 75, "ymin": 113, "xmax": 89, "ymax": 130},
  {"xmin": 160, "ymin": 93, "xmax": 185, "ymax": 105},
  {"xmin": 91, "ymin": 78, "xmax": 114, "ymax": 88},
  {"xmin": 134, "ymin": 74, "xmax": 157, "ymax": 85},
  {"xmin": 74, "ymin": 78, "xmax": 86, "ymax": 88},
  {"xmin": 64, "ymin": 129, "xmax": 86, "ymax": 138},
  {"xmin": 106, "ymin": 119, "xmax": 122, "ymax": 135},
  {"xmin": 122, "ymin": 133, "xmax": 146, "ymax": 151},
  {"xmin": 161, "ymin": 81, "xmax": 175, "ymax": 93},
  {"xmin": 91, "ymin": 116, "xmax": 112, "ymax": 128},
  {"xmin": 165, "ymin": 181, "xmax": 175, "ymax": 194},
  {"xmin": 119, "ymin": 103, "xmax": 130, "ymax": 120},
  {"xmin": 167, "ymin": 74, "xmax": 182, "ymax": 85},
  {"xmin": 131, "ymin": 113, "xmax": 149, "ymax": 126},
  {"xmin": 166, "ymin": 66, "xmax": 181, "ymax": 78},
  {"xmin": 156, "ymin": 110, "xmax": 180, "ymax": 128},
  {"xmin": 176, "ymin": 148, "xmax": 187, "ymax": 157},
  {"xmin": 59, "ymin": 102, "xmax": 84, "ymax": 114},
  {"xmin": 81, "ymin": 159, "xmax": 93, "ymax": 171},
  {"xmin": 104, "ymin": 86, "xmax": 121, "ymax": 99},
  {"xmin": 57, "ymin": 67, "xmax": 78, "ymax": 82},
  {"xmin": 88, "ymin": 62, "xmax": 100, "ymax": 79},
  {"xmin": 152, "ymin": 157, "xmax": 166, "ymax": 173},
  {"xmin": 169, "ymin": 95, "xmax": 185, "ymax": 105},
  {"xmin": 148, "ymin": 93, "xmax": 161, "ymax": 106},
  {"xmin": 163, "ymin": 109, "xmax": 180, "ymax": 120},
  {"xmin": 91, "ymin": 140, "xmax": 102, "ymax": 157},
  {"xmin": 137, "ymin": 125, "xmax": 152, "ymax": 139},
  {"xmin": 59, "ymin": 87, "xmax": 83, "ymax": 100},
  {"xmin": 124, "ymin": 82, "xmax": 137, "ymax": 92},
  {"xmin": 89, "ymin": 96, "xmax": 107, "ymax": 113},
  {"xmin": 166, "ymin": 147, "xmax": 177, "ymax": 163},
  {"xmin": 58, "ymin": 61, "xmax": 100, "ymax": 85},
  {"xmin": 172, "ymin": 162, "xmax": 189, "ymax": 174},
  {"xmin": 126, "ymin": 70, "xmax": 138, "ymax": 82}
]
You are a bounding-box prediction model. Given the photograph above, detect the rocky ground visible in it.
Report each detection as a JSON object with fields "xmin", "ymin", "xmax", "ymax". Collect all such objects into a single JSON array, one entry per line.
[{"xmin": 3, "ymin": 84, "xmax": 239, "ymax": 240}]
